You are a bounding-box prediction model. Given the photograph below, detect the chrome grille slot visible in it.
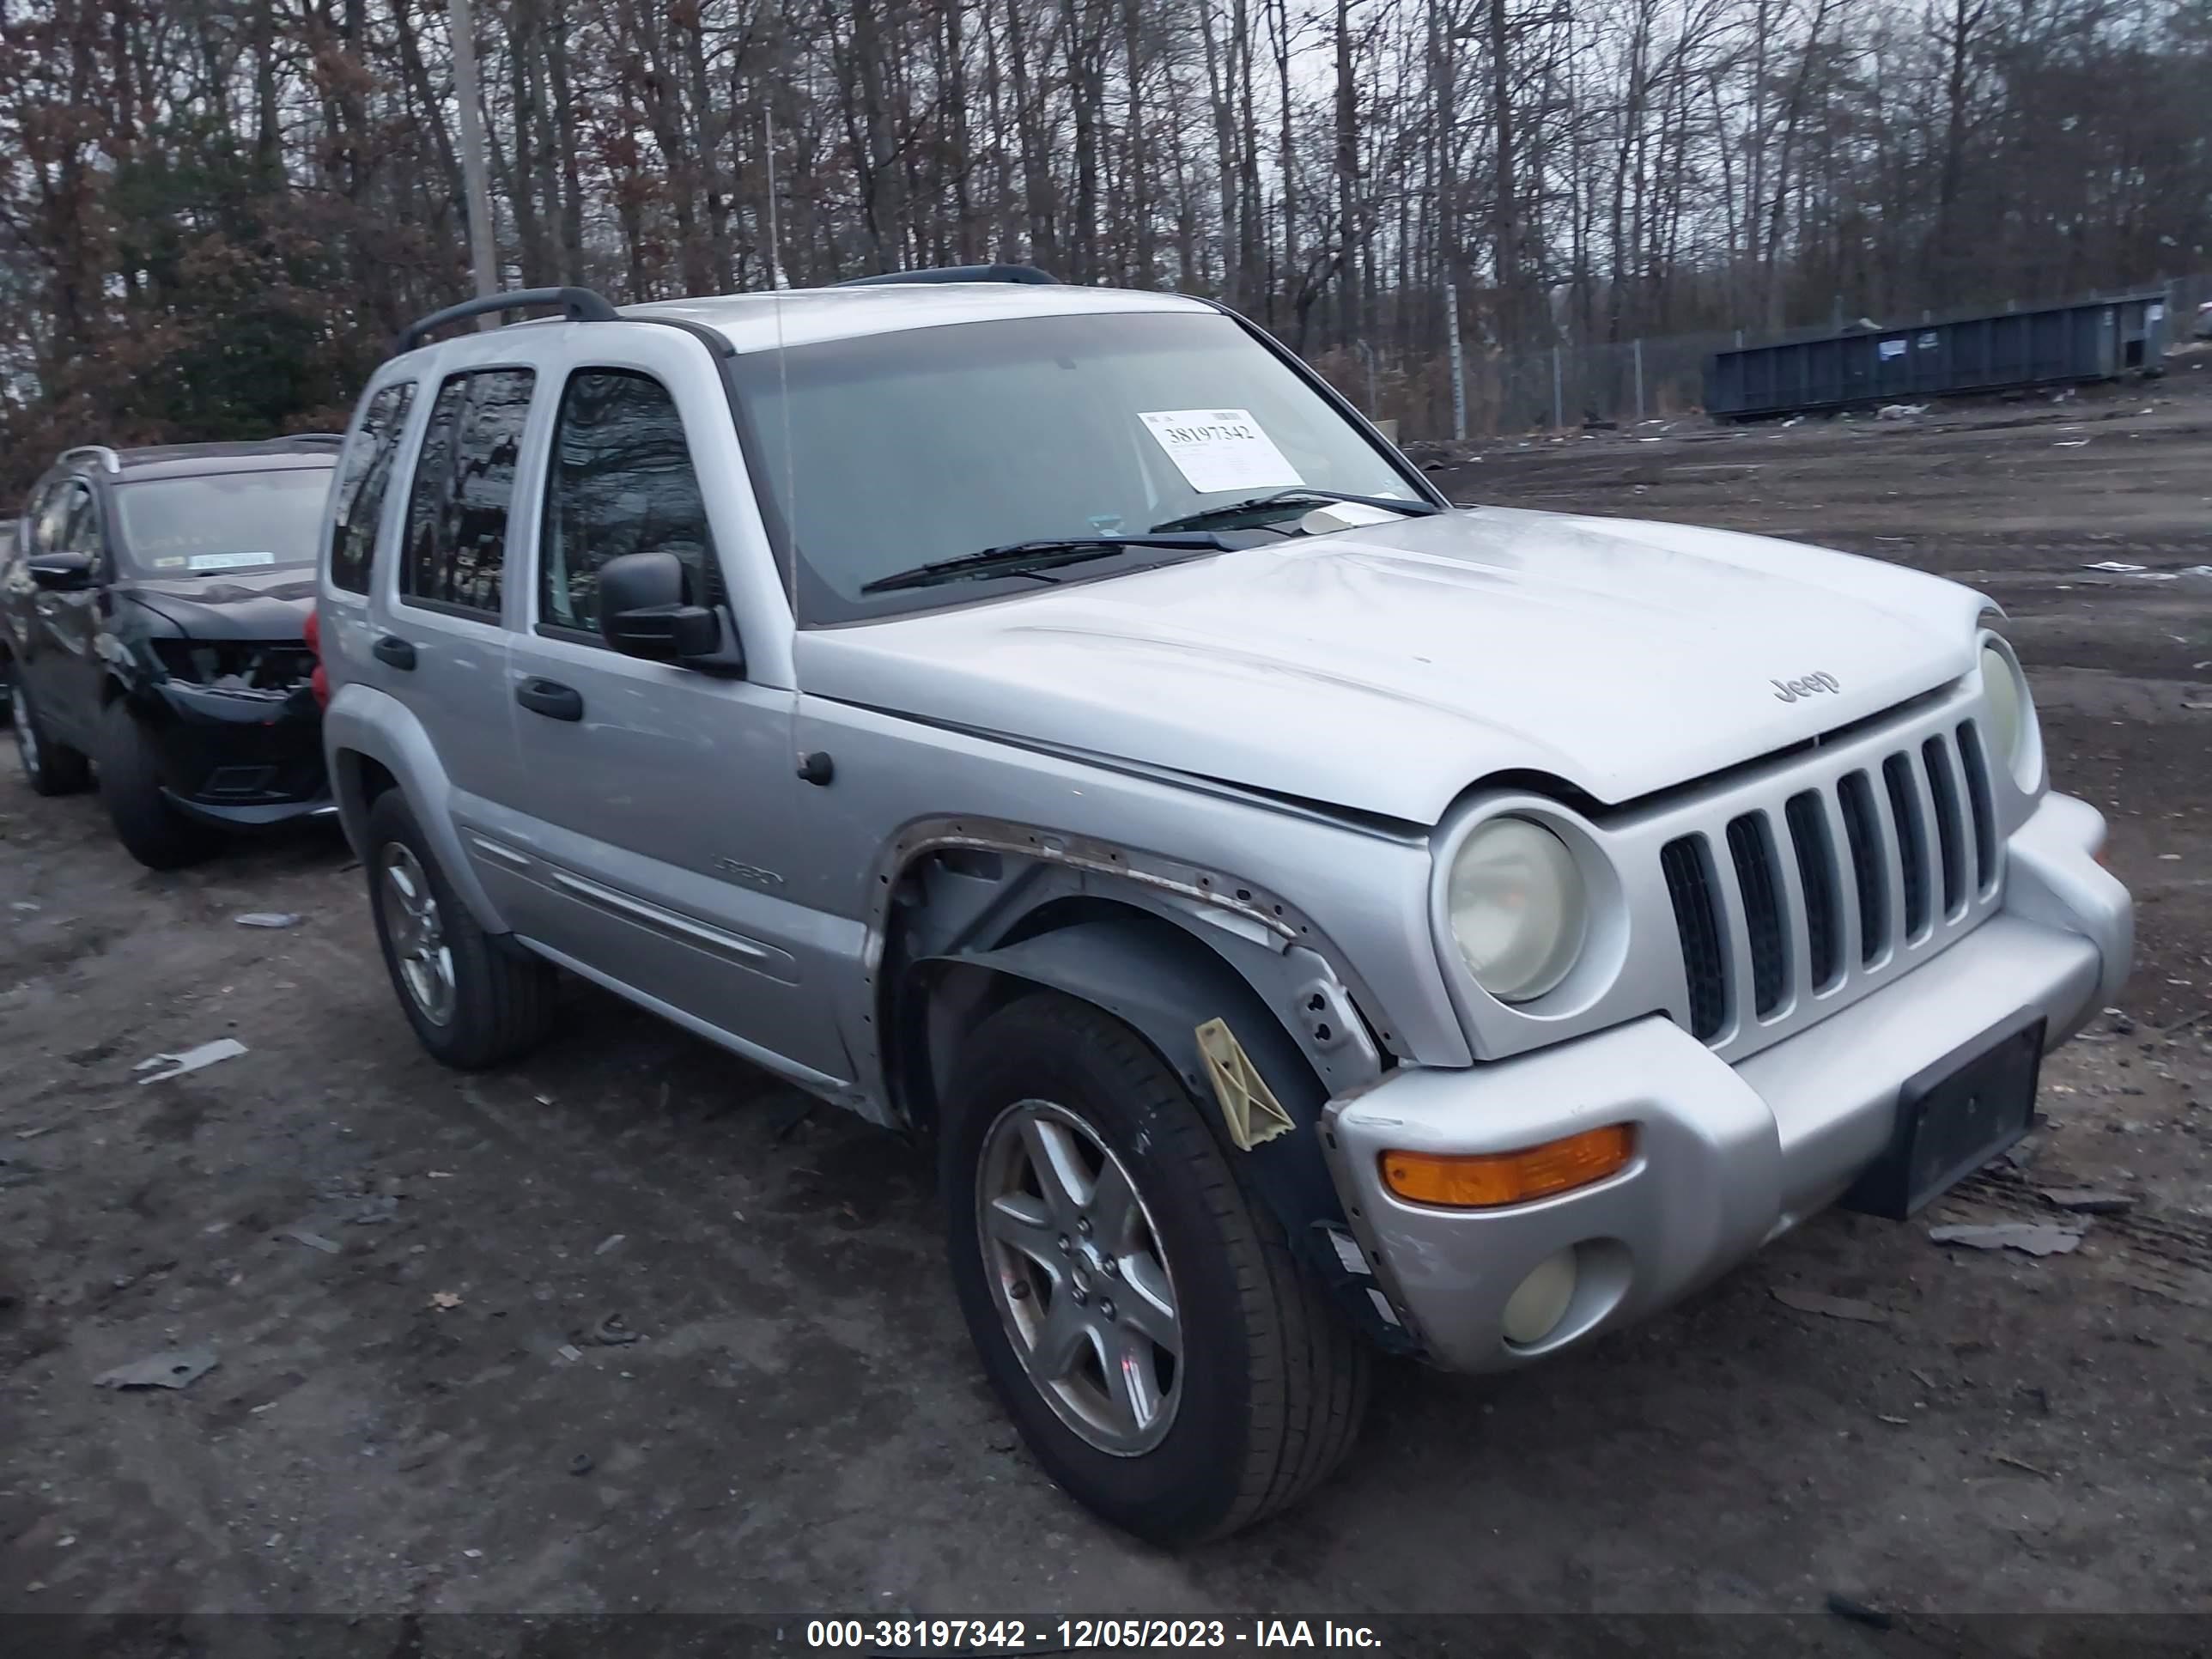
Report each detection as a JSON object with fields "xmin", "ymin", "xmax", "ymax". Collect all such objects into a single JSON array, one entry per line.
[
  {"xmin": 1957, "ymin": 720, "xmax": 1998, "ymax": 892},
  {"xmin": 1726, "ymin": 813, "xmax": 1789, "ymax": 1018},
  {"xmin": 1838, "ymin": 771, "xmax": 1888, "ymax": 964},
  {"xmin": 1882, "ymin": 753, "xmax": 1931, "ymax": 939},
  {"xmin": 1784, "ymin": 791, "xmax": 1842, "ymax": 990},
  {"xmin": 1923, "ymin": 735, "xmax": 1969, "ymax": 917},
  {"xmin": 1662, "ymin": 835, "xmax": 1729, "ymax": 1041}
]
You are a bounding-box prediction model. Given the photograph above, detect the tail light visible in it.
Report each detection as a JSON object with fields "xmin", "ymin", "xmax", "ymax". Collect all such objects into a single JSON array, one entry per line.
[{"xmin": 303, "ymin": 605, "xmax": 330, "ymax": 710}]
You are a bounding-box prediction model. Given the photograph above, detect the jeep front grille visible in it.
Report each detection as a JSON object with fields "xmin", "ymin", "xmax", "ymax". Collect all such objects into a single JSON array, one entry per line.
[{"xmin": 1662, "ymin": 720, "xmax": 1998, "ymax": 1048}]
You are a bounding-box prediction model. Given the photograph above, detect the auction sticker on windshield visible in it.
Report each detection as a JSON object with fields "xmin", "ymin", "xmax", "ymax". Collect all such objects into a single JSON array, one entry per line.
[
  {"xmin": 185, "ymin": 550, "xmax": 278, "ymax": 572},
  {"xmin": 1139, "ymin": 409, "xmax": 1302, "ymax": 494}
]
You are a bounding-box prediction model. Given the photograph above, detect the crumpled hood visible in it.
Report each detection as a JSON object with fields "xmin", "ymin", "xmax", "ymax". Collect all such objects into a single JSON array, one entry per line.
[
  {"xmin": 796, "ymin": 507, "xmax": 1990, "ymax": 823},
  {"xmin": 124, "ymin": 568, "xmax": 316, "ymax": 641}
]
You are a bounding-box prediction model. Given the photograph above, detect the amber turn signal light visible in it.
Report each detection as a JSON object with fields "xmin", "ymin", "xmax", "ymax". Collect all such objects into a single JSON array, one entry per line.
[{"xmin": 1380, "ymin": 1124, "xmax": 1636, "ymax": 1209}]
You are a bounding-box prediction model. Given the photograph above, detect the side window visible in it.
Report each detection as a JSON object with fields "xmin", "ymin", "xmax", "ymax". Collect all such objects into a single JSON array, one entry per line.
[
  {"xmin": 328, "ymin": 380, "xmax": 416, "ymax": 593},
  {"xmin": 400, "ymin": 368, "xmax": 534, "ymax": 616},
  {"xmin": 539, "ymin": 368, "xmax": 719, "ymax": 638},
  {"xmin": 19, "ymin": 483, "xmax": 57, "ymax": 556},
  {"xmin": 33, "ymin": 482, "xmax": 77, "ymax": 556},
  {"xmin": 40, "ymin": 482, "xmax": 99, "ymax": 562}
]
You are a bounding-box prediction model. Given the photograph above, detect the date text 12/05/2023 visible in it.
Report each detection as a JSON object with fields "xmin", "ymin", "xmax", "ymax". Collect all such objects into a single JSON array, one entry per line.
[{"xmin": 803, "ymin": 1619, "xmax": 1384, "ymax": 1650}]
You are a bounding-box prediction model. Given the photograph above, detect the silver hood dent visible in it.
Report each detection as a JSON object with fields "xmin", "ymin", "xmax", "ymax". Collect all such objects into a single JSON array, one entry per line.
[{"xmin": 795, "ymin": 507, "xmax": 1988, "ymax": 824}]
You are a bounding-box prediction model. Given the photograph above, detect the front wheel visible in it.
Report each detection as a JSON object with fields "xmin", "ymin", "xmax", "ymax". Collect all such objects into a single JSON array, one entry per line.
[
  {"xmin": 942, "ymin": 993, "xmax": 1369, "ymax": 1545},
  {"xmin": 98, "ymin": 702, "xmax": 216, "ymax": 868}
]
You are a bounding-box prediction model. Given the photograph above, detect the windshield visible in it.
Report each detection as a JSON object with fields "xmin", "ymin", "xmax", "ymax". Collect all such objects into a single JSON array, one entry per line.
[
  {"xmin": 112, "ymin": 468, "xmax": 332, "ymax": 577},
  {"xmin": 731, "ymin": 310, "xmax": 1424, "ymax": 622}
]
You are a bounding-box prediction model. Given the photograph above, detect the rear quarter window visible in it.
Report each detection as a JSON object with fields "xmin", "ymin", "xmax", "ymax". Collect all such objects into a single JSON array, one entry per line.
[{"xmin": 328, "ymin": 381, "xmax": 417, "ymax": 594}]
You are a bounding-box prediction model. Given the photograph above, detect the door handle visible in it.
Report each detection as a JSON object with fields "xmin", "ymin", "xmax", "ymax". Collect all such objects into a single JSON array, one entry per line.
[
  {"xmin": 515, "ymin": 678, "xmax": 584, "ymax": 721},
  {"xmin": 372, "ymin": 635, "xmax": 416, "ymax": 671}
]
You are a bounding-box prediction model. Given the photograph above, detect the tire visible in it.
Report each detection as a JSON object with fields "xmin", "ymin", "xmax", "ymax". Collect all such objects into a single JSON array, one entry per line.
[
  {"xmin": 942, "ymin": 992, "xmax": 1369, "ymax": 1546},
  {"xmin": 364, "ymin": 787, "xmax": 556, "ymax": 1069},
  {"xmin": 11, "ymin": 677, "xmax": 93, "ymax": 797},
  {"xmin": 97, "ymin": 700, "xmax": 216, "ymax": 869}
]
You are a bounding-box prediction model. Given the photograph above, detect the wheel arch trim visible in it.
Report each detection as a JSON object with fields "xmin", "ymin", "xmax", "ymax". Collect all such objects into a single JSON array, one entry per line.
[{"xmin": 323, "ymin": 683, "xmax": 508, "ymax": 933}]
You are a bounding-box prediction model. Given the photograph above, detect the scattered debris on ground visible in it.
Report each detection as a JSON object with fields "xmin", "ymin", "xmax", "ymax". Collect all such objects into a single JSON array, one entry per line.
[
  {"xmin": 587, "ymin": 1312, "xmax": 639, "ymax": 1346},
  {"xmin": 133, "ymin": 1037, "xmax": 247, "ymax": 1085},
  {"xmin": 1825, "ymin": 1592, "xmax": 1894, "ymax": 1631},
  {"xmin": 234, "ymin": 912, "xmax": 302, "ymax": 929},
  {"xmin": 2039, "ymin": 1188, "xmax": 2136, "ymax": 1214},
  {"xmin": 94, "ymin": 1347, "xmax": 219, "ymax": 1391},
  {"xmin": 1928, "ymin": 1222, "xmax": 2086, "ymax": 1256},
  {"xmin": 1770, "ymin": 1287, "xmax": 1890, "ymax": 1324}
]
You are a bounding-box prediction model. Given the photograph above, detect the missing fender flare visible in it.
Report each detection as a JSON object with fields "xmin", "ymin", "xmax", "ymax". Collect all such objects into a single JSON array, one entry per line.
[{"xmin": 1195, "ymin": 1017, "xmax": 1296, "ymax": 1151}]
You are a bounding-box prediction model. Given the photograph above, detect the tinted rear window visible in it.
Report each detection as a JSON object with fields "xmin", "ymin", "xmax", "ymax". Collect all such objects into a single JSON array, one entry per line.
[
  {"xmin": 401, "ymin": 368, "xmax": 535, "ymax": 616},
  {"xmin": 112, "ymin": 470, "xmax": 333, "ymax": 577}
]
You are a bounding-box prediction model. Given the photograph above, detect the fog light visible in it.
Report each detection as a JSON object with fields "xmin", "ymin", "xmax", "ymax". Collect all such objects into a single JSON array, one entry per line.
[
  {"xmin": 1379, "ymin": 1124, "xmax": 1635, "ymax": 1208},
  {"xmin": 1501, "ymin": 1249, "xmax": 1578, "ymax": 1346}
]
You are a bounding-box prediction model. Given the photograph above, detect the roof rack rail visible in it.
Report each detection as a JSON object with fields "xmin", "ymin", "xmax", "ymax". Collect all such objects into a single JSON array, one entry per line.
[
  {"xmin": 272, "ymin": 433, "xmax": 346, "ymax": 447},
  {"xmin": 393, "ymin": 286, "xmax": 620, "ymax": 355},
  {"xmin": 60, "ymin": 445, "xmax": 122, "ymax": 474},
  {"xmin": 835, "ymin": 263, "xmax": 1059, "ymax": 289}
]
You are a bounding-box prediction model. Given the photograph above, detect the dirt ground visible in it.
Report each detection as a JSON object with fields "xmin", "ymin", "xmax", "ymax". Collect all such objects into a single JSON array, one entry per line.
[{"xmin": 3, "ymin": 362, "xmax": 2210, "ymax": 1638}]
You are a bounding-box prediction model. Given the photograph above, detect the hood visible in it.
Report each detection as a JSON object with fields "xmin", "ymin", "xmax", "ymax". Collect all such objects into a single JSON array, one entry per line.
[
  {"xmin": 795, "ymin": 507, "xmax": 1990, "ymax": 824},
  {"xmin": 124, "ymin": 568, "xmax": 317, "ymax": 641}
]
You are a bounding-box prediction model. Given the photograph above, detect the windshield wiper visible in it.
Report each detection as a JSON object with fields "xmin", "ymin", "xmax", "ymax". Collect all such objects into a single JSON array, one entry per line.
[
  {"xmin": 1150, "ymin": 487, "xmax": 1443, "ymax": 534},
  {"xmin": 859, "ymin": 533, "xmax": 1234, "ymax": 595}
]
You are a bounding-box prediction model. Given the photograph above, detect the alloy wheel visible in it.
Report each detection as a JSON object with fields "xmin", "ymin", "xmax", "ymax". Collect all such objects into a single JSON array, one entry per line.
[
  {"xmin": 976, "ymin": 1098, "xmax": 1183, "ymax": 1455},
  {"xmin": 379, "ymin": 842, "xmax": 456, "ymax": 1025}
]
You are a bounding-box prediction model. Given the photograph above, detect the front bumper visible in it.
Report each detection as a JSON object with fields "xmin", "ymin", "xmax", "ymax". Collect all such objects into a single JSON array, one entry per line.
[
  {"xmin": 1322, "ymin": 790, "xmax": 2130, "ymax": 1373},
  {"xmin": 141, "ymin": 681, "xmax": 331, "ymax": 828}
]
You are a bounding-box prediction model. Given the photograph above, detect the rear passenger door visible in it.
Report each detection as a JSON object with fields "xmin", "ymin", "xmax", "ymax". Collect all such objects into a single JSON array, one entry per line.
[
  {"xmin": 489, "ymin": 340, "xmax": 850, "ymax": 1088},
  {"xmin": 370, "ymin": 365, "xmax": 538, "ymax": 834}
]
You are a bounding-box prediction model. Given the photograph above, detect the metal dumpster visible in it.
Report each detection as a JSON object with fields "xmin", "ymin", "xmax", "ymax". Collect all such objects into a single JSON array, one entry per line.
[{"xmin": 1705, "ymin": 292, "xmax": 2170, "ymax": 419}]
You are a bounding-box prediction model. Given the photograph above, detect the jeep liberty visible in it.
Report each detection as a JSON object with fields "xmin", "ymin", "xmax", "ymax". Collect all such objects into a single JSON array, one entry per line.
[{"xmin": 315, "ymin": 272, "xmax": 2131, "ymax": 1544}]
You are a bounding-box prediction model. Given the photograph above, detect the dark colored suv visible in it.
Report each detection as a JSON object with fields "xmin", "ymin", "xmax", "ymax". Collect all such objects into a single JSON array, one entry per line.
[{"xmin": 2, "ymin": 439, "xmax": 341, "ymax": 867}]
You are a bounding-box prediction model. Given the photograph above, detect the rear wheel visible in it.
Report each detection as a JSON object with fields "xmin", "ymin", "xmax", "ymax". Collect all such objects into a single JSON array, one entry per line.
[
  {"xmin": 97, "ymin": 701, "xmax": 216, "ymax": 869},
  {"xmin": 11, "ymin": 678, "xmax": 93, "ymax": 797},
  {"xmin": 365, "ymin": 788, "xmax": 556, "ymax": 1068},
  {"xmin": 942, "ymin": 993, "xmax": 1369, "ymax": 1545}
]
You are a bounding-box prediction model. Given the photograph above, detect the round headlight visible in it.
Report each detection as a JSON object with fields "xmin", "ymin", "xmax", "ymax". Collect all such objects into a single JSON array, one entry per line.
[
  {"xmin": 1980, "ymin": 641, "xmax": 2033, "ymax": 785},
  {"xmin": 1447, "ymin": 817, "xmax": 1588, "ymax": 1002}
]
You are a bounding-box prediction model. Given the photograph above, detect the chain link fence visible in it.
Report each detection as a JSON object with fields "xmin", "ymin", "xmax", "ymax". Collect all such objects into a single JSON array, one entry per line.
[{"xmin": 1328, "ymin": 271, "xmax": 2212, "ymax": 443}]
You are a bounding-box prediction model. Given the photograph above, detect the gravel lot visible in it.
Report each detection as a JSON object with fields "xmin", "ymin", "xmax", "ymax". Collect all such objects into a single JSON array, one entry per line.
[{"xmin": 3, "ymin": 365, "xmax": 2209, "ymax": 1632}]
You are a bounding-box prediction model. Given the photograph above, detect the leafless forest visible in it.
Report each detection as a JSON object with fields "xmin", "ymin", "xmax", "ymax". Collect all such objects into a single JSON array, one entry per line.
[{"xmin": 2, "ymin": 0, "xmax": 2207, "ymax": 477}]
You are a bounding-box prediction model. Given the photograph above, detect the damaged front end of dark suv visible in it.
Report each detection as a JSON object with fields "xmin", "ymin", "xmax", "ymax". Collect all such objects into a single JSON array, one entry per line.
[
  {"xmin": 123, "ymin": 575, "xmax": 331, "ymax": 828},
  {"xmin": 4, "ymin": 439, "xmax": 339, "ymax": 866}
]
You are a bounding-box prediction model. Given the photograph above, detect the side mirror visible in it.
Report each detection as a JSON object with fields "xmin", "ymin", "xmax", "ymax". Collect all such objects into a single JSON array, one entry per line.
[
  {"xmin": 28, "ymin": 551, "xmax": 94, "ymax": 592},
  {"xmin": 598, "ymin": 550, "xmax": 735, "ymax": 669}
]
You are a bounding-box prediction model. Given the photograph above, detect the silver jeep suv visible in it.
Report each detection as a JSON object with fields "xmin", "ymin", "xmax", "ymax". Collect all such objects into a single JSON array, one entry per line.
[{"xmin": 316, "ymin": 270, "xmax": 2131, "ymax": 1544}]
